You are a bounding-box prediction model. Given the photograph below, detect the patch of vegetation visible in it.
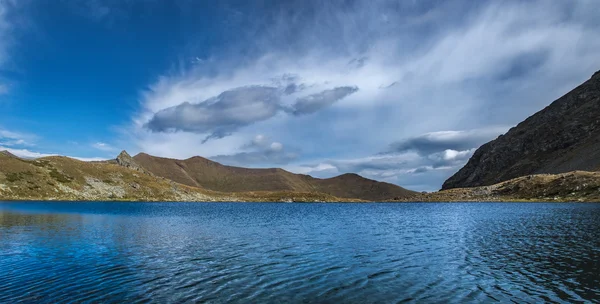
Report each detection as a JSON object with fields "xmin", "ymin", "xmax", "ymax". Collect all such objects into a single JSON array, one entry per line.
[
  {"xmin": 102, "ymin": 179, "xmax": 113, "ymax": 184},
  {"xmin": 5, "ymin": 173, "xmax": 21, "ymax": 182},
  {"xmin": 49, "ymin": 168, "xmax": 73, "ymax": 183},
  {"xmin": 5, "ymin": 171, "xmax": 33, "ymax": 182},
  {"xmin": 31, "ymin": 160, "xmax": 51, "ymax": 168}
]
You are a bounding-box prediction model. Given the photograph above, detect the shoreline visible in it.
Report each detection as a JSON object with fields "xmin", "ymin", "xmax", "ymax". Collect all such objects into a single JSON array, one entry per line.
[{"xmin": 1, "ymin": 198, "xmax": 597, "ymax": 203}]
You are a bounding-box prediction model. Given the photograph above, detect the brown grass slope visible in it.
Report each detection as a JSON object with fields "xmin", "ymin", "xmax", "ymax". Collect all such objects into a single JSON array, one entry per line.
[
  {"xmin": 0, "ymin": 153, "xmax": 225, "ymax": 201},
  {"xmin": 0, "ymin": 152, "xmax": 365, "ymax": 202},
  {"xmin": 133, "ymin": 153, "xmax": 416, "ymax": 201},
  {"xmin": 443, "ymin": 70, "xmax": 600, "ymax": 189}
]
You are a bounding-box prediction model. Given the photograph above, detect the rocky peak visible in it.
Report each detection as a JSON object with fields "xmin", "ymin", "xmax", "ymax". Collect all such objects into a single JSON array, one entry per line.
[{"xmin": 115, "ymin": 150, "xmax": 146, "ymax": 173}]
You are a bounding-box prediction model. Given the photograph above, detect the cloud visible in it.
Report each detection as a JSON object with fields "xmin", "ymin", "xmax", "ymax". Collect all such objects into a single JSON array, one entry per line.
[
  {"xmin": 387, "ymin": 127, "xmax": 507, "ymax": 155},
  {"xmin": 145, "ymin": 86, "xmax": 282, "ymax": 141},
  {"xmin": 127, "ymin": 0, "xmax": 600, "ymax": 191},
  {"xmin": 0, "ymin": 128, "xmax": 36, "ymax": 147},
  {"xmin": 0, "ymin": 1, "xmax": 22, "ymax": 95},
  {"xmin": 0, "ymin": 129, "xmax": 23, "ymax": 140},
  {"xmin": 0, "ymin": 146, "xmax": 107, "ymax": 161},
  {"xmin": 289, "ymin": 86, "xmax": 359, "ymax": 115},
  {"xmin": 0, "ymin": 146, "xmax": 56, "ymax": 159},
  {"xmin": 210, "ymin": 134, "xmax": 298, "ymax": 166},
  {"xmin": 285, "ymin": 127, "xmax": 505, "ymax": 192},
  {"xmin": 0, "ymin": 128, "xmax": 109, "ymax": 161},
  {"xmin": 286, "ymin": 151, "xmax": 466, "ymax": 192},
  {"xmin": 91, "ymin": 142, "xmax": 118, "ymax": 152},
  {"xmin": 144, "ymin": 84, "xmax": 358, "ymax": 142}
]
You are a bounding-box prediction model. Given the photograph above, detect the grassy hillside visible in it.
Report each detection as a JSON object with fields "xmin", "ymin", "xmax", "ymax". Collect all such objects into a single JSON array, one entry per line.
[
  {"xmin": 0, "ymin": 152, "xmax": 221, "ymax": 201},
  {"xmin": 0, "ymin": 152, "xmax": 364, "ymax": 202},
  {"xmin": 132, "ymin": 153, "xmax": 416, "ymax": 201},
  {"xmin": 133, "ymin": 153, "xmax": 316, "ymax": 192}
]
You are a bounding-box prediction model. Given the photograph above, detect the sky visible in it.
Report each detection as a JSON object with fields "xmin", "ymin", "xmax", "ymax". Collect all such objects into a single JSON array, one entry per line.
[{"xmin": 0, "ymin": 0, "xmax": 599, "ymax": 191}]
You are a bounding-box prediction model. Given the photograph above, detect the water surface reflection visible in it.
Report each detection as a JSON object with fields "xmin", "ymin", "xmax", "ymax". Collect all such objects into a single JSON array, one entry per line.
[{"xmin": 0, "ymin": 202, "xmax": 599, "ymax": 303}]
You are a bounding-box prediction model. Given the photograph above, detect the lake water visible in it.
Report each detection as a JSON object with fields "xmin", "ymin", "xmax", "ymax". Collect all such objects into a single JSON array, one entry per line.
[{"xmin": 0, "ymin": 202, "xmax": 599, "ymax": 303}]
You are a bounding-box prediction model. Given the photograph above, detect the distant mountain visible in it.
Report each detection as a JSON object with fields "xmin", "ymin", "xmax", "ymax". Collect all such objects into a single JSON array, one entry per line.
[
  {"xmin": 0, "ymin": 150, "xmax": 19, "ymax": 158},
  {"xmin": 132, "ymin": 153, "xmax": 416, "ymax": 201},
  {"xmin": 443, "ymin": 70, "xmax": 600, "ymax": 189}
]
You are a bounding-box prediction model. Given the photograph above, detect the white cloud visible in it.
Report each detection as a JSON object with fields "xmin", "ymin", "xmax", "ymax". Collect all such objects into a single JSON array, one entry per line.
[
  {"xmin": 0, "ymin": 146, "xmax": 107, "ymax": 161},
  {"xmin": 282, "ymin": 127, "xmax": 508, "ymax": 191},
  {"xmin": 270, "ymin": 142, "xmax": 283, "ymax": 152},
  {"xmin": 126, "ymin": 0, "xmax": 600, "ymax": 190},
  {"xmin": 0, "ymin": 146, "xmax": 53, "ymax": 159},
  {"xmin": 210, "ymin": 134, "xmax": 298, "ymax": 166},
  {"xmin": 0, "ymin": 128, "xmax": 36, "ymax": 147},
  {"xmin": 0, "ymin": 127, "xmax": 109, "ymax": 161},
  {"xmin": 91, "ymin": 141, "xmax": 118, "ymax": 152},
  {"xmin": 0, "ymin": 129, "xmax": 22, "ymax": 139}
]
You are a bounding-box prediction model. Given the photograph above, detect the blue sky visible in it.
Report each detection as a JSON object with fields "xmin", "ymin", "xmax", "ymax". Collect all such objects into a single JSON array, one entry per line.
[{"xmin": 0, "ymin": 0, "xmax": 599, "ymax": 191}]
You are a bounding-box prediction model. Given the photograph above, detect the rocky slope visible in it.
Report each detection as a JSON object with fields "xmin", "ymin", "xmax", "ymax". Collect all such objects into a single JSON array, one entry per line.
[
  {"xmin": 404, "ymin": 171, "xmax": 600, "ymax": 202},
  {"xmin": 443, "ymin": 70, "xmax": 600, "ymax": 189},
  {"xmin": 132, "ymin": 153, "xmax": 416, "ymax": 201}
]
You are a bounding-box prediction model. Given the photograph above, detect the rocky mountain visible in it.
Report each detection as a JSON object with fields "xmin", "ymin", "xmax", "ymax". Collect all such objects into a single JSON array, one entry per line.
[
  {"xmin": 132, "ymin": 153, "xmax": 416, "ymax": 201},
  {"xmin": 443, "ymin": 70, "xmax": 600, "ymax": 189}
]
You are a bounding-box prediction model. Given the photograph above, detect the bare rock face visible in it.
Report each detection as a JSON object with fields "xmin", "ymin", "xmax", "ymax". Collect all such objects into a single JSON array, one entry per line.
[
  {"xmin": 115, "ymin": 150, "xmax": 147, "ymax": 173},
  {"xmin": 443, "ymin": 70, "xmax": 600, "ymax": 190}
]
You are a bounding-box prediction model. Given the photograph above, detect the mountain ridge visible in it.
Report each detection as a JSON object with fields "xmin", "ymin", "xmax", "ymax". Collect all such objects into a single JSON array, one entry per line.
[
  {"xmin": 0, "ymin": 152, "xmax": 362, "ymax": 202},
  {"xmin": 131, "ymin": 152, "xmax": 416, "ymax": 201},
  {"xmin": 2, "ymin": 149, "xmax": 600, "ymax": 202}
]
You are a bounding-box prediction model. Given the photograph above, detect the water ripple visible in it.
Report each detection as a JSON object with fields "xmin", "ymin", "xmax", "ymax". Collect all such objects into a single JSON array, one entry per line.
[{"xmin": 0, "ymin": 202, "xmax": 599, "ymax": 303}]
